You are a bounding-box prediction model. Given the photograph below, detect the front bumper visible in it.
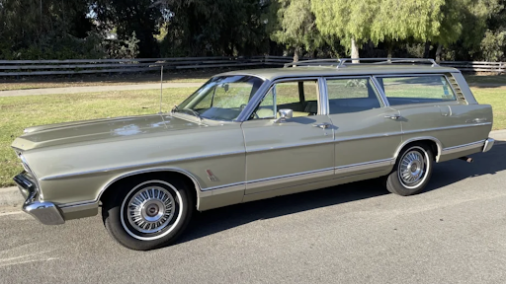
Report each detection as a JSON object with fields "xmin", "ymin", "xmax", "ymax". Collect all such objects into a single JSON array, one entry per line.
[
  {"xmin": 13, "ymin": 172, "xmax": 64, "ymax": 225},
  {"xmin": 483, "ymin": 138, "xmax": 495, "ymax": 153}
]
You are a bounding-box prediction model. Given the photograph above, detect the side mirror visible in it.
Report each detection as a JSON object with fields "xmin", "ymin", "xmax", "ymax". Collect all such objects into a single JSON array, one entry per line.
[{"xmin": 275, "ymin": 109, "xmax": 293, "ymax": 123}]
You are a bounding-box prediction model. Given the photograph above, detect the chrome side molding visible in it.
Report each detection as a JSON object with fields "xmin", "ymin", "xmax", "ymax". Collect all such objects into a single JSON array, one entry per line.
[{"xmin": 441, "ymin": 140, "xmax": 485, "ymax": 156}]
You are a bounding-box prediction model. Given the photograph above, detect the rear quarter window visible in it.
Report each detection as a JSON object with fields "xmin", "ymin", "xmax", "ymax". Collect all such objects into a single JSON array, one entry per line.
[{"xmin": 378, "ymin": 76, "xmax": 456, "ymax": 106}]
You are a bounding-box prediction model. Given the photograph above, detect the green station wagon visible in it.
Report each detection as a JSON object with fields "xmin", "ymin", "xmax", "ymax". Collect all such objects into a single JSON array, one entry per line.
[{"xmin": 12, "ymin": 58, "xmax": 494, "ymax": 250}]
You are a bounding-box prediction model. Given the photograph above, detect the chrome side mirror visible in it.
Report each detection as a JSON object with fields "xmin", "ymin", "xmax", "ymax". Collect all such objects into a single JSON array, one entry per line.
[{"xmin": 275, "ymin": 109, "xmax": 293, "ymax": 123}]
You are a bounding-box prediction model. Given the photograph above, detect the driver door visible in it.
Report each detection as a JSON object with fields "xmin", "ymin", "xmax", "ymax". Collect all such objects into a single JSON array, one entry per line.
[{"xmin": 241, "ymin": 79, "xmax": 335, "ymax": 199}]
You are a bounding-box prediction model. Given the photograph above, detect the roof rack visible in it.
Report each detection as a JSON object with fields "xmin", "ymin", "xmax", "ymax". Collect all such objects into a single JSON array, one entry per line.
[{"xmin": 284, "ymin": 58, "xmax": 439, "ymax": 68}]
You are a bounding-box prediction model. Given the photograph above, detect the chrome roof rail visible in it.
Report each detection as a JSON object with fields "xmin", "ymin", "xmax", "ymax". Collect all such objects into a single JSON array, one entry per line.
[
  {"xmin": 283, "ymin": 58, "xmax": 344, "ymax": 68},
  {"xmin": 284, "ymin": 58, "xmax": 439, "ymax": 68}
]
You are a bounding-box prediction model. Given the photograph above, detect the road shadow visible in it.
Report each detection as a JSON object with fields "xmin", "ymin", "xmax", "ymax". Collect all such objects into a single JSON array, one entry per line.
[{"xmin": 178, "ymin": 143, "xmax": 506, "ymax": 245}]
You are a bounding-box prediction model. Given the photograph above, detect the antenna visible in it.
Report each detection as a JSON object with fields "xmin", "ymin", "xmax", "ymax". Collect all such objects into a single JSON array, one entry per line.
[{"xmin": 159, "ymin": 65, "xmax": 163, "ymax": 114}]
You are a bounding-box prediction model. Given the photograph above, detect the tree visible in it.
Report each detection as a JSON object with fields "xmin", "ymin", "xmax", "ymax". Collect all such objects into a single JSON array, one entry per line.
[
  {"xmin": 0, "ymin": 0, "xmax": 101, "ymax": 59},
  {"xmin": 93, "ymin": 0, "xmax": 163, "ymax": 57},
  {"xmin": 311, "ymin": 0, "xmax": 382, "ymax": 61},
  {"xmin": 267, "ymin": 0, "xmax": 324, "ymax": 61},
  {"xmin": 156, "ymin": 0, "xmax": 270, "ymax": 57}
]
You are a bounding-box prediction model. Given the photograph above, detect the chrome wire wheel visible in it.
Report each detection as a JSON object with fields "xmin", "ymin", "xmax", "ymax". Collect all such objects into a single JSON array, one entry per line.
[
  {"xmin": 120, "ymin": 180, "xmax": 183, "ymax": 241},
  {"xmin": 397, "ymin": 147, "xmax": 429, "ymax": 189},
  {"xmin": 126, "ymin": 186, "xmax": 175, "ymax": 234}
]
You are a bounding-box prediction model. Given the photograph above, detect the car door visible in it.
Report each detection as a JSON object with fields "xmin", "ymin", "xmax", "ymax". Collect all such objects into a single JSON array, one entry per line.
[
  {"xmin": 325, "ymin": 76, "xmax": 402, "ymax": 177},
  {"xmin": 241, "ymin": 78, "xmax": 335, "ymax": 197},
  {"xmin": 376, "ymin": 74, "xmax": 493, "ymax": 162}
]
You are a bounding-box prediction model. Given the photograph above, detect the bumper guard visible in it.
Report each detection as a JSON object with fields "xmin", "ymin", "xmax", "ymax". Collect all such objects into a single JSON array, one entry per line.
[
  {"xmin": 13, "ymin": 173, "xmax": 64, "ymax": 225},
  {"xmin": 483, "ymin": 138, "xmax": 495, "ymax": 153}
]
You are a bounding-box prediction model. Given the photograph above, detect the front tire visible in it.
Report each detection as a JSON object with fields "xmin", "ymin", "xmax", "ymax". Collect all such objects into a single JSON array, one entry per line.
[
  {"xmin": 386, "ymin": 143, "xmax": 434, "ymax": 196},
  {"xmin": 102, "ymin": 177, "xmax": 193, "ymax": 250}
]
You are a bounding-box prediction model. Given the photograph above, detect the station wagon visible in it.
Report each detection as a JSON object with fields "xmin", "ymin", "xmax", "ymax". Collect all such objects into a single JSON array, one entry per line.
[{"xmin": 12, "ymin": 58, "xmax": 494, "ymax": 250}]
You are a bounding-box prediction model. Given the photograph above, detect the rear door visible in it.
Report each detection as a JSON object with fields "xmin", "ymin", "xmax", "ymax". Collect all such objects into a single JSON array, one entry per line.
[
  {"xmin": 325, "ymin": 76, "xmax": 402, "ymax": 177},
  {"xmin": 376, "ymin": 74, "xmax": 492, "ymax": 161}
]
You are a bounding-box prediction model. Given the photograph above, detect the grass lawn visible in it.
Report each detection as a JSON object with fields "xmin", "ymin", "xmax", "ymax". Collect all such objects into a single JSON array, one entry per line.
[
  {"xmin": 0, "ymin": 87, "xmax": 198, "ymax": 187},
  {"xmin": 0, "ymin": 84, "xmax": 504, "ymax": 187},
  {"xmin": 0, "ymin": 77, "xmax": 206, "ymax": 91},
  {"xmin": 472, "ymin": 87, "xmax": 506, "ymax": 130},
  {"xmin": 464, "ymin": 74, "xmax": 506, "ymax": 85},
  {"xmin": 0, "ymin": 67, "xmax": 253, "ymax": 91}
]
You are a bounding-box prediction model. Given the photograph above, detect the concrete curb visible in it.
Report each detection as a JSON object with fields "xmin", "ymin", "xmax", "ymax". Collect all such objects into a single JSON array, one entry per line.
[
  {"xmin": 0, "ymin": 187, "xmax": 23, "ymax": 207},
  {"xmin": 1, "ymin": 130, "xmax": 505, "ymax": 208},
  {"xmin": 490, "ymin": 129, "xmax": 506, "ymax": 143}
]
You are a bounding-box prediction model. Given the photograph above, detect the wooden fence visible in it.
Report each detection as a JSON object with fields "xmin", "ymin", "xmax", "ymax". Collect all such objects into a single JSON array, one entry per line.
[
  {"xmin": 439, "ymin": 61, "xmax": 505, "ymax": 73},
  {"xmin": 0, "ymin": 56, "xmax": 503, "ymax": 76}
]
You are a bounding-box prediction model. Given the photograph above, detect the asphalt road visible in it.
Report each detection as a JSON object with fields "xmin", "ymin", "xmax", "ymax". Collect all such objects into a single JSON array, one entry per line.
[{"xmin": 2, "ymin": 145, "xmax": 506, "ymax": 284}]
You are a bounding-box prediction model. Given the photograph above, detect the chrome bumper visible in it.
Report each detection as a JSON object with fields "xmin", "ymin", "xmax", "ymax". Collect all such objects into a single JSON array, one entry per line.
[
  {"xmin": 13, "ymin": 172, "xmax": 65, "ymax": 225},
  {"xmin": 483, "ymin": 138, "xmax": 495, "ymax": 153}
]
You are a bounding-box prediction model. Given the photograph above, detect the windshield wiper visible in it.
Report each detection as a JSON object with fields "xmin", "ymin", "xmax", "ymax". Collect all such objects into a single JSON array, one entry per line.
[{"xmin": 181, "ymin": 108, "xmax": 202, "ymax": 121}]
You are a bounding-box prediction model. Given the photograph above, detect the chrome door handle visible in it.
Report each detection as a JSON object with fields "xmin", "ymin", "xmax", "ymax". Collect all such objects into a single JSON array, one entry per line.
[
  {"xmin": 384, "ymin": 114, "xmax": 401, "ymax": 120},
  {"xmin": 313, "ymin": 123, "xmax": 332, "ymax": 129}
]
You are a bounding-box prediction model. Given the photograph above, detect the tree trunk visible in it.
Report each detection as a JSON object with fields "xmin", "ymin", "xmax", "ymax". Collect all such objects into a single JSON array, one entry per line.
[
  {"xmin": 351, "ymin": 38, "xmax": 359, "ymax": 63},
  {"xmin": 423, "ymin": 42, "xmax": 431, "ymax": 58},
  {"xmin": 293, "ymin": 46, "xmax": 301, "ymax": 62},
  {"xmin": 387, "ymin": 43, "xmax": 393, "ymax": 59},
  {"xmin": 435, "ymin": 44, "xmax": 442, "ymax": 63},
  {"xmin": 313, "ymin": 49, "xmax": 318, "ymax": 59}
]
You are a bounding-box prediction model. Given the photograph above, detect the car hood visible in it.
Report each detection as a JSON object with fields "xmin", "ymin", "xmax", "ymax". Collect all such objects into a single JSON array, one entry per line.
[{"xmin": 12, "ymin": 114, "xmax": 203, "ymax": 151}]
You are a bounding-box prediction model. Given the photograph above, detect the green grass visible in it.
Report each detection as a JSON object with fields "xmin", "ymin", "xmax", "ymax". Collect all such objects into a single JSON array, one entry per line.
[
  {"xmin": 0, "ymin": 87, "xmax": 198, "ymax": 187},
  {"xmin": 464, "ymin": 74, "xmax": 506, "ymax": 85},
  {"xmin": 0, "ymin": 78, "xmax": 206, "ymax": 91},
  {"xmin": 472, "ymin": 87, "xmax": 506, "ymax": 130}
]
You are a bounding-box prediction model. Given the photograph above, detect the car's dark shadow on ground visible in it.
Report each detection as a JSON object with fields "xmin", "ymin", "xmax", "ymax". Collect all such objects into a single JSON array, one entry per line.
[{"xmin": 178, "ymin": 143, "xmax": 506, "ymax": 245}]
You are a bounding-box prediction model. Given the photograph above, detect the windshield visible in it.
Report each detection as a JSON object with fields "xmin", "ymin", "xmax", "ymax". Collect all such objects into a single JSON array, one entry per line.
[{"xmin": 175, "ymin": 75, "xmax": 264, "ymax": 121}]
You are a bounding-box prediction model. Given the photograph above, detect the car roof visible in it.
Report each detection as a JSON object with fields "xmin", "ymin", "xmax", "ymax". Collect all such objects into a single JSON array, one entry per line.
[{"xmin": 218, "ymin": 65, "xmax": 460, "ymax": 81}]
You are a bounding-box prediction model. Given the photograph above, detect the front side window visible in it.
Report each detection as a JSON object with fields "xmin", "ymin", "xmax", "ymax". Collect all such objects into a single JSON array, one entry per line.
[
  {"xmin": 326, "ymin": 78, "xmax": 382, "ymax": 115},
  {"xmin": 176, "ymin": 75, "xmax": 264, "ymax": 121},
  {"xmin": 378, "ymin": 75, "xmax": 456, "ymax": 105},
  {"xmin": 251, "ymin": 80, "xmax": 319, "ymax": 119}
]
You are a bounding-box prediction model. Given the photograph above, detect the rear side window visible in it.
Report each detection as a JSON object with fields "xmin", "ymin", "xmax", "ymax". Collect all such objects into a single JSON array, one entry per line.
[
  {"xmin": 326, "ymin": 78, "xmax": 382, "ymax": 114},
  {"xmin": 378, "ymin": 76, "xmax": 456, "ymax": 106}
]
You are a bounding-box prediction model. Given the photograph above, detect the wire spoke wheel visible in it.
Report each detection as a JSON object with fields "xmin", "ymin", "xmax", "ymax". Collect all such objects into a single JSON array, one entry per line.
[
  {"xmin": 126, "ymin": 186, "xmax": 175, "ymax": 234},
  {"xmin": 398, "ymin": 148, "xmax": 427, "ymax": 189},
  {"xmin": 119, "ymin": 180, "xmax": 184, "ymax": 242}
]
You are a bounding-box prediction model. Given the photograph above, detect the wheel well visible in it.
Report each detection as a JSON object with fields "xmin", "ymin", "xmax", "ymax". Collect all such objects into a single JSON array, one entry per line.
[
  {"xmin": 99, "ymin": 171, "xmax": 198, "ymax": 209},
  {"xmin": 399, "ymin": 139, "xmax": 439, "ymax": 161}
]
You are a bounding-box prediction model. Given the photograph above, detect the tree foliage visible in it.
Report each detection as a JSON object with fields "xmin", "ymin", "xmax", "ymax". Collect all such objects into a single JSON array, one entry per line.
[
  {"xmin": 0, "ymin": 0, "xmax": 101, "ymax": 59},
  {"xmin": 1, "ymin": 0, "xmax": 506, "ymax": 61},
  {"xmin": 92, "ymin": 0, "xmax": 162, "ymax": 57},
  {"xmin": 311, "ymin": 0, "xmax": 381, "ymax": 55},
  {"xmin": 267, "ymin": 0, "xmax": 324, "ymax": 60},
  {"xmin": 156, "ymin": 0, "xmax": 269, "ymax": 57}
]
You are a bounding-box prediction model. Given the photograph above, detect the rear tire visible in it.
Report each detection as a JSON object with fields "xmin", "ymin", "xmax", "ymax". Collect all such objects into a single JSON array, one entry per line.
[
  {"xmin": 102, "ymin": 176, "xmax": 193, "ymax": 251},
  {"xmin": 386, "ymin": 143, "xmax": 434, "ymax": 196}
]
